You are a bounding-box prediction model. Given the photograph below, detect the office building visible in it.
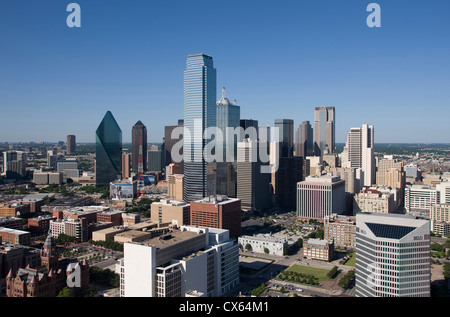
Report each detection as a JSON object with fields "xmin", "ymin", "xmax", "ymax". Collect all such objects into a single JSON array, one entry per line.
[
  {"xmin": 57, "ymin": 158, "xmax": 80, "ymax": 179},
  {"xmin": 376, "ymin": 155, "xmax": 403, "ymax": 186},
  {"xmin": 119, "ymin": 226, "xmax": 239, "ymax": 297},
  {"xmin": 66, "ymin": 135, "xmax": 76, "ymax": 155},
  {"xmin": 190, "ymin": 195, "xmax": 241, "ymax": 237},
  {"xmin": 148, "ymin": 145, "xmax": 163, "ymax": 172},
  {"xmin": 295, "ymin": 120, "xmax": 313, "ymax": 158},
  {"xmin": 0, "ymin": 228, "xmax": 31, "ymax": 246},
  {"xmin": 239, "ymin": 119, "xmax": 258, "ymax": 141},
  {"xmin": 183, "ymin": 54, "xmax": 216, "ymax": 202},
  {"xmin": 167, "ymin": 174, "xmax": 184, "ymax": 201},
  {"xmin": 355, "ymin": 212, "xmax": 431, "ymax": 297},
  {"xmin": 236, "ymin": 139, "xmax": 272, "ymax": 211},
  {"xmin": 405, "ymin": 164, "xmax": 421, "ymax": 182},
  {"xmin": 353, "ymin": 187, "xmax": 397, "ymax": 215},
  {"xmin": 121, "ymin": 153, "xmax": 131, "ymax": 179},
  {"xmin": 2, "ymin": 151, "xmax": 27, "ymax": 179},
  {"xmin": 275, "ymin": 157, "xmax": 304, "ymax": 210},
  {"xmin": 324, "ymin": 214, "xmax": 356, "ymax": 250},
  {"xmin": 404, "ymin": 185, "xmax": 439, "ymax": 216},
  {"xmin": 49, "ymin": 218, "xmax": 89, "ymax": 242},
  {"xmin": 164, "ymin": 119, "xmax": 184, "ymax": 168},
  {"xmin": 132, "ymin": 120, "xmax": 148, "ymax": 172},
  {"xmin": 150, "ymin": 199, "xmax": 190, "ymax": 227},
  {"xmin": 274, "ymin": 119, "xmax": 294, "ymax": 158},
  {"xmin": 95, "ymin": 111, "xmax": 122, "ymax": 186},
  {"xmin": 296, "ymin": 175, "xmax": 346, "ymax": 220},
  {"xmin": 303, "ymin": 238, "xmax": 334, "ymax": 261},
  {"xmin": 314, "ymin": 106, "xmax": 335, "ymax": 156},
  {"xmin": 341, "ymin": 124, "xmax": 375, "ymax": 187}
]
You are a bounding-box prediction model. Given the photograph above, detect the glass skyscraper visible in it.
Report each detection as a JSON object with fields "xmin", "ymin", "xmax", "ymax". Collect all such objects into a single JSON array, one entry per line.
[
  {"xmin": 314, "ymin": 106, "xmax": 335, "ymax": 157},
  {"xmin": 95, "ymin": 111, "xmax": 122, "ymax": 186},
  {"xmin": 183, "ymin": 54, "xmax": 217, "ymax": 202}
]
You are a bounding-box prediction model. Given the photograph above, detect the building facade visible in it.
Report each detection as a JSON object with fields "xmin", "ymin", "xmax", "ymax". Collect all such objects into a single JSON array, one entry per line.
[{"xmin": 355, "ymin": 212, "xmax": 431, "ymax": 297}]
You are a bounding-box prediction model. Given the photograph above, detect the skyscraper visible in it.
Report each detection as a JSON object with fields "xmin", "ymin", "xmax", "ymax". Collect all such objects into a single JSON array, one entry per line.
[
  {"xmin": 66, "ymin": 135, "xmax": 76, "ymax": 155},
  {"xmin": 341, "ymin": 124, "xmax": 375, "ymax": 187},
  {"xmin": 295, "ymin": 121, "xmax": 313, "ymax": 158},
  {"xmin": 355, "ymin": 212, "xmax": 431, "ymax": 297},
  {"xmin": 132, "ymin": 121, "xmax": 147, "ymax": 172},
  {"xmin": 274, "ymin": 119, "xmax": 294, "ymax": 158},
  {"xmin": 216, "ymin": 87, "xmax": 240, "ymax": 197},
  {"xmin": 2, "ymin": 151, "xmax": 27, "ymax": 179},
  {"xmin": 183, "ymin": 54, "xmax": 217, "ymax": 202},
  {"xmin": 95, "ymin": 111, "xmax": 122, "ymax": 186},
  {"xmin": 163, "ymin": 119, "xmax": 184, "ymax": 168},
  {"xmin": 314, "ymin": 106, "xmax": 335, "ymax": 156}
]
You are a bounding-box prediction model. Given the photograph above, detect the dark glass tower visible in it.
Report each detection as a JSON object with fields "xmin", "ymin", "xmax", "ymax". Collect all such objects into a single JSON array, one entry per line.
[
  {"xmin": 274, "ymin": 119, "xmax": 294, "ymax": 158},
  {"xmin": 132, "ymin": 120, "xmax": 148, "ymax": 172},
  {"xmin": 95, "ymin": 111, "xmax": 122, "ymax": 186}
]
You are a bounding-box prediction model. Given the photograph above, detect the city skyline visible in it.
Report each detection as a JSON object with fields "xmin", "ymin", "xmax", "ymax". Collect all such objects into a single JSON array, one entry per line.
[{"xmin": 1, "ymin": 1, "xmax": 449, "ymax": 144}]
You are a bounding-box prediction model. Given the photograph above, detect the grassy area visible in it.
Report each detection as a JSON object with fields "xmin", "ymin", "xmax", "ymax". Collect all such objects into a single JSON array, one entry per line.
[
  {"xmin": 284, "ymin": 264, "xmax": 334, "ymax": 282},
  {"xmin": 343, "ymin": 253, "xmax": 356, "ymax": 267}
]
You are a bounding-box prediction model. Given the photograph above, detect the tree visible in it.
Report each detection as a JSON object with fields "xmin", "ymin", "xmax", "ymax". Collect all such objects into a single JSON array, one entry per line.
[
  {"xmin": 264, "ymin": 247, "xmax": 269, "ymax": 254},
  {"xmin": 57, "ymin": 286, "xmax": 75, "ymax": 297},
  {"xmin": 245, "ymin": 243, "xmax": 252, "ymax": 252}
]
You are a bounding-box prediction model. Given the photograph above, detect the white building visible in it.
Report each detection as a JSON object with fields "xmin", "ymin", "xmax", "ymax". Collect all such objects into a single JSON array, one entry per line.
[
  {"xmin": 404, "ymin": 185, "xmax": 439, "ymax": 216},
  {"xmin": 238, "ymin": 234, "xmax": 288, "ymax": 256},
  {"xmin": 355, "ymin": 212, "xmax": 431, "ymax": 297},
  {"xmin": 341, "ymin": 124, "xmax": 375, "ymax": 187},
  {"xmin": 119, "ymin": 226, "xmax": 239, "ymax": 297}
]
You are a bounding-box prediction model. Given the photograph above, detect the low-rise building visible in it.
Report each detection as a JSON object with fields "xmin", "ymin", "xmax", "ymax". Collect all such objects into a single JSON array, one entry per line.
[
  {"xmin": 150, "ymin": 199, "xmax": 190, "ymax": 227},
  {"xmin": 303, "ymin": 238, "xmax": 334, "ymax": 261},
  {"xmin": 238, "ymin": 234, "xmax": 288, "ymax": 256},
  {"xmin": 0, "ymin": 227, "xmax": 32, "ymax": 246},
  {"xmin": 324, "ymin": 214, "xmax": 356, "ymax": 250}
]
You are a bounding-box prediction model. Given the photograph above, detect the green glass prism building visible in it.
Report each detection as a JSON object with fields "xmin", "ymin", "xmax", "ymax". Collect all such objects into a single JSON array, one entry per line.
[{"xmin": 95, "ymin": 111, "xmax": 122, "ymax": 186}]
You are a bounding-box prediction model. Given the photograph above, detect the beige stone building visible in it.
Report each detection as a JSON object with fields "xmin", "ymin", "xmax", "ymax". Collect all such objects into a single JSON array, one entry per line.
[
  {"xmin": 324, "ymin": 214, "xmax": 356, "ymax": 250},
  {"xmin": 150, "ymin": 199, "xmax": 190, "ymax": 227},
  {"xmin": 303, "ymin": 238, "xmax": 334, "ymax": 261}
]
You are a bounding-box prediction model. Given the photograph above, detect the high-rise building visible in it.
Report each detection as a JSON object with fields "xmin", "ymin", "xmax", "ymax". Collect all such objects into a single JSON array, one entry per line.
[
  {"xmin": 216, "ymin": 87, "xmax": 240, "ymax": 197},
  {"xmin": 274, "ymin": 119, "xmax": 294, "ymax": 158},
  {"xmin": 236, "ymin": 139, "xmax": 272, "ymax": 211},
  {"xmin": 314, "ymin": 106, "xmax": 335, "ymax": 156},
  {"xmin": 2, "ymin": 151, "xmax": 27, "ymax": 179},
  {"xmin": 355, "ymin": 212, "xmax": 431, "ymax": 297},
  {"xmin": 295, "ymin": 121, "xmax": 313, "ymax": 158},
  {"xmin": 147, "ymin": 145, "xmax": 163, "ymax": 172},
  {"xmin": 239, "ymin": 119, "xmax": 258, "ymax": 141},
  {"xmin": 119, "ymin": 226, "xmax": 239, "ymax": 297},
  {"xmin": 341, "ymin": 124, "xmax": 375, "ymax": 187},
  {"xmin": 297, "ymin": 175, "xmax": 346, "ymax": 220},
  {"xmin": 190, "ymin": 195, "xmax": 242, "ymax": 237},
  {"xmin": 276, "ymin": 157, "xmax": 304, "ymax": 210},
  {"xmin": 122, "ymin": 153, "xmax": 131, "ymax": 179},
  {"xmin": 163, "ymin": 119, "xmax": 184, "ymax": 168},
  {"xmin": 66, "ymin": 135, "xmax": 76, "ymax": 155},
  {"xmin": 183, "ymin": 54, "xmax": 217, "ymax": 202},
  {"xmin": 95, "ymin": 111, "xmax": 122, "ymax": 186},
  {"xmin": 132, "ymin": 121, "xmax": 147, "ymax": 172}
]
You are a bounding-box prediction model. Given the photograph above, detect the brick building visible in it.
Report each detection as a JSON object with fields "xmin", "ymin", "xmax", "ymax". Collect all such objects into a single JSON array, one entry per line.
[
  {"xmin": 190, "ymin": 196, "xmax": 241, "ymax": 237},
  {"xmin": 6, "ymin": 235, "xmax": 89, "ymax": 297}
]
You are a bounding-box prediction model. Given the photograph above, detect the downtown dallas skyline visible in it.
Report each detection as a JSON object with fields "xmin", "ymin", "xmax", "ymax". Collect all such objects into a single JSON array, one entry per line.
[{"xmin": 0, "ymin": 1, "xmax": 449, "ymax": 144}]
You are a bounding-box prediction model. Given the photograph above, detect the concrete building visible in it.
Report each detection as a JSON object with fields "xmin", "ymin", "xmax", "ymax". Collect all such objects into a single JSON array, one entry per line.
[
  {"xmin": 303, "ymin": 238, "xmax": 334, "ymax": 261},
  {"xmin": 341, "ymin": 124, "xmax": 375, "ymax": 187},
  {"xmin": 150, "ymin": 199, "xmax": 190, "ymax": 227},
  {"xmin": 295, "ymin": 120, "xmax": 313, "ymax": 158},
  {"xmin": 91, "ymin": 226, "xmax": 128, "ymax": 242},
  {"xmin": 238, "ymin": 234, "xmax": 288, "ymax": 256},
  {"xmin": 57, "ymin": 159, "xmax": 80, "ymax": 179},
  {"xmin": 119, "ymin": 226, "xmax": 239, "ymax": 297},
  {"xmin": 376, "ymin": 155, "xmax": 403, "ymax": 186},
  {"xmin": 314, "ymin": 106, "xmax": 335, "ymax": 157},
  {"xmin": 2, "ymin": 151, "xmax": 27, "ymax": 179},
  {"xmin": 296, "ymin": 175, "xmax": 346, "ymax": 221},
  {"xmin": 122, "ymin": 153, "xmax": 131, "ymax": 179},
  {"xmin": 66, "ymin": 135, "xmax": 76, "ymax": 155},
  {"xmin": 353, "ymin": 187, "xmax": 397, "ymax": 215},
  {"xmin": 33, "ymin": 171, "xmax": 64, "ymax": 185},
  {"xmin": 167, "ymin": 174, "xmax": 184, "ymax": 201},
  {"xmin": 404, "ymin": 185, "xmax": 439, "ymax": 216},
  {"xmin": 355, "ymin": 212, "xmax": 431, "ymax": 297},
  {"xmin": 190, "ymin": 196, "xmax": 241, "ymax": 237},
  {"xmin": 49, "ymin": 218, "xmax": 89, "ymax": 242},
  {"xmin": 324, "ymin": 214, "xmax": 356, "ymax": 250}
]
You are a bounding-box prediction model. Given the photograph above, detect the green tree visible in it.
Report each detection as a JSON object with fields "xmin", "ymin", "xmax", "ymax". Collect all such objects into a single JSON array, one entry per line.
[{"xmin": 57, "ymin": 286, "xmax": 75, "ymax": 297}]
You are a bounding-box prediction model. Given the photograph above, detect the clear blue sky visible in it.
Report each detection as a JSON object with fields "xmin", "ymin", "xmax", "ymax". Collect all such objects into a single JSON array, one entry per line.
[{"xmin": 1, "ymin": 0, "xmax": 449, "ymax": 144}]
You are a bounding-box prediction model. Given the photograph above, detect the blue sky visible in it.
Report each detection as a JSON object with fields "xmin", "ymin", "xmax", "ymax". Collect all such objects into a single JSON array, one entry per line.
[{"xmin": 1, "ymin": 0, "xmax": 449, "ymax": 143}]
